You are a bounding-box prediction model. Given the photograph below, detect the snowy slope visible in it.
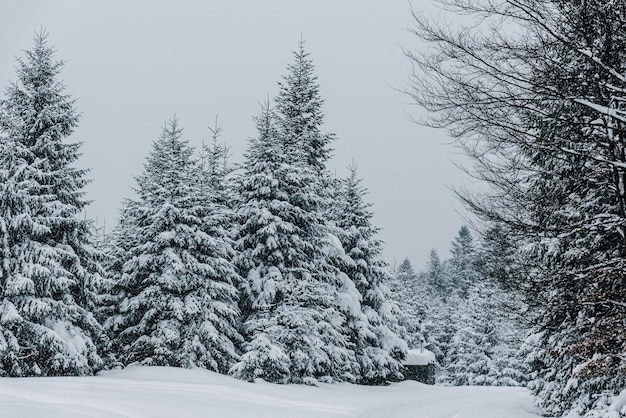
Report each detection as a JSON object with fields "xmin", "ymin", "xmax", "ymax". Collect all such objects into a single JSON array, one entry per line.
[{"xmin": 0, "ymin": 366, "xmax": 541, "ymax": 418}]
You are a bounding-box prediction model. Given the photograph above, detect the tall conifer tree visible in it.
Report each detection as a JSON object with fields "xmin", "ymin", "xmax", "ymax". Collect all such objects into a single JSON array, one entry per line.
[
  {"xmin": 388, "ymin": 258, "xmax": 429, "ymax": 349},
  {"xmin": 449, "ymin": 226, "xmax": 477, "ymax": 298},
  {"xmin": 276, "ymin": 39, "xmax": 333, "ymax": 174},
  {"xmin": 0, "ymin": 32, "xmax": 104, "ymax": 376},
  {"xmin": 199, "ymin": 118, "xmax": 234, "ymax": 209},
  {"xmin": 231, "ymin": 104, "xmax": 353, "ymax": 384},
  {"xmin": 106, "ymin": 119, "xmax": 242, "ymax": 372},
  {"xmin": 235, "ymin": 41, "xmax": 406, "ymax": 385},
  {"xmin": 332, "ymin": 165, "xmax": 406, "ymax": 384}
]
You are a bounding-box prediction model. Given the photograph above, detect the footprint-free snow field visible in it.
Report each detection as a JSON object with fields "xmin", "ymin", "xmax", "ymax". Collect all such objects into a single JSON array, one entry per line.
[{"xmin": 0, "ymin": 366, "xmax": 542, "ymax": 418}]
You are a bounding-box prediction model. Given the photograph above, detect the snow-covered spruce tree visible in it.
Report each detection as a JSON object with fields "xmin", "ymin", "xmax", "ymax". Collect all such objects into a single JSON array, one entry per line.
[
  {"xmin": 388, "ymin": 258, "xmax": 428, "ymax": 349},
  {"xmin": 199, "ymin": 117, "xmax": 235, "ymax": 210},
  {"xmin": 275, "ymin": 39, "xmax": 333, "ymax": 175},
  {"xmin": 274, "ymin": 38, "xmax": 337, "ymax": 225},
  {"xmin": 0, "ymin": 32, "xmax": 105, "ymax": 376},
  {"xmin": 440, "ymin": 278, "xmax": 527, "ymax": 387},
  {"xmin": 439, "ymin": 282, "xmax": 496, "ymax": 386},
  {"xmin": 448, "ymin": 226, "xmax": 478, "ymax": 298},
  {"xmin": 516, "ymin": 4, "xmax": 626, "ymax": 411},
  {"xmin": 230, "ymin": 104, "xmax": 354, "ymax": 384},
  {"xmin": 96, "ymin": 201, "xmax": 141, "ymax": 369},
  {"xmin": 106, "ymin": 118, "xmax": 242, "ymax": 372},
  {"xmin": 417, "ymin": 248, "xmax": 457, "ymax": 367},
  {"xmin": 475, "ymin": 224, "xmax": 522, "ymax": 292},
  {"xmin": 427, "ymin": 302, "xmax": 457, "ymax": 372},
  {"xmin": 420, "ymin": 228, "xmax": 528, "ymax": 385},
  {"xmin": 332, "ymin": 165, "xmax": 406, "ymax": 384},
  {"xmin": 426, "ymin": 248, "xmax": 451, "ymax": 297}
]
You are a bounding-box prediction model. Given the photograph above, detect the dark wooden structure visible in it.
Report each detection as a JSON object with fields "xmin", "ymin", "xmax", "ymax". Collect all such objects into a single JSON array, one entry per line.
[{"xmin": 402, "ymin": 348, "xmax": 436, "ymax": 385}]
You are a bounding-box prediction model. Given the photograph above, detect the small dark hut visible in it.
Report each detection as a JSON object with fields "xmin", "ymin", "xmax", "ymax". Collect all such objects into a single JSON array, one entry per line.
[{"xmin": 402, "ymin": 348, "xmax": 436, "ymax": 385}]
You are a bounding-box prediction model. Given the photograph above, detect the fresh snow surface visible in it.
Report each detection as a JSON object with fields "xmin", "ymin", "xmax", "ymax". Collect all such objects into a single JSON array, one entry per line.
[
  {"xmin": 0, "ymin": 366, "xmax": 542, "ymax": 418},
  {"xmin": 403, "ymin": 349, "xmax": 436, "ymax": 366}
]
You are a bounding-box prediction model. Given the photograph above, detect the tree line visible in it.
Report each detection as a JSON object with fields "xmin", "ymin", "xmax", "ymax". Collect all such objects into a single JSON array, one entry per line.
[{"xmin": 0, "ymin": 33, "xmax": 405, "ymax": 385}]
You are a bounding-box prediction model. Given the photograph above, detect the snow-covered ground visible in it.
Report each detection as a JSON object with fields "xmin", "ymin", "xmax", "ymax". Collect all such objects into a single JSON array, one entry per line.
[{"xmin": 0, "ymin": 366, "xmax": 542, "ymax": 418}]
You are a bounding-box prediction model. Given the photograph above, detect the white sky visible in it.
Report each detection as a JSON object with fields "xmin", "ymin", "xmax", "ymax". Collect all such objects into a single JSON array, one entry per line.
[{"xmin": 0, "ymin": 1, "xmax": 470, "ymax": 268}]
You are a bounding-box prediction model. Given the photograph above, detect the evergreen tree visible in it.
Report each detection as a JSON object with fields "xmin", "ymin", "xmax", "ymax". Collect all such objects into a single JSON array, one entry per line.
[
  {"xmin": 426, "ymin": 249, "xmax": 450, "ymax": 295},
  {"xmin": 439, "ymin": 284, "xmax": 497, "ymax": 386},
  {"xmin": 476, "ymin": 224, "xmax": 520, "ymax": 291},
  {"xmin": 394, "ymin": 259, "xmax": 418, "ymax": 288},
  {"xmin": 332, "ymin": 165, "xmax": 406, "ymax": 384},
  {"xmin": 106, "ymin": 118, "xmax": 242, "ymax": 372},
  {"xmin": 274, "ymin": 38, "xmax": 336, "ymax": 225},
  {"xmin": 440, "ymin": 279, "xmax": 527, "ymax": 387},
  {"xmin": 96, "ymin": 206, "xmax": 133, "ymax": 369},
  {"xmin": 448, "ymin": 226, "xmax": 478, "ymax": 297},
  {"xmin": 517, "ymin": 5, "xmax": 626, "ymax": 410},
  {"xmin": 234, "ymin": 40, "xmax": 405, "ymax": 386},
  {"xmin": 389, "ymin": 258, "xmax": 429, "ymax": 332},
  {"xmin": 387, "ymin": 259, "xmax": 428, "ymax": 351},
  {"xmin": 421, "ymin": 248, "xmax": 456, "ymax": 366},
  {"xmin": 0, "ymin": 32, "xmax": 104, "ymax": 376},
  {"xmin": 199, "ymin": 117, "xmax": 234, "ymax": 209},
  {"xmin": 422, "ymin": 249, "xmax": 457, "ymax": 368},
  {"xmin": 420, "ymin": 229, "xmax": 529, "ymax": 383},
  {"xmin": 275, "ymin": 39, "xmax": 333, "ymax": 175},
  {"xmin": 230, "ymin": 104, "xmax": 353, "ymax": 384},
  {"xmin": 426, "ymin": 297, "xmax": 457, "ymax": 371}
]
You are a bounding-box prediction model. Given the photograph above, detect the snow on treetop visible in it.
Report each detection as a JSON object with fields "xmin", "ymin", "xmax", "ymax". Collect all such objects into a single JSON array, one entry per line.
[{"xmin": 403, "ymin": 349, "xmax": 435, "ymax": 366}]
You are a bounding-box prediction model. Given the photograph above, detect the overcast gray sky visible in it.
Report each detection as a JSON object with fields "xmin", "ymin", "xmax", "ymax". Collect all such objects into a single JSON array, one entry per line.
[{"xmin": 0, "ymin": 1, "xmax": 470, "ymax": 268}]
